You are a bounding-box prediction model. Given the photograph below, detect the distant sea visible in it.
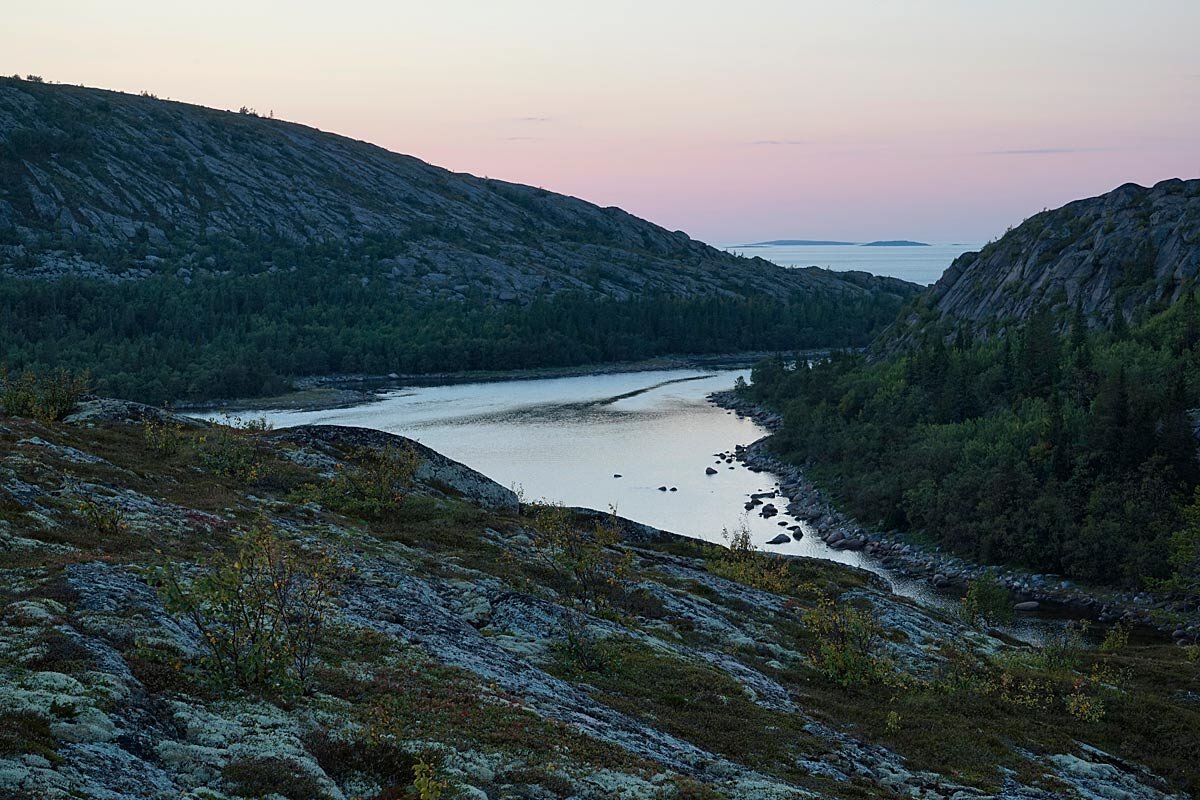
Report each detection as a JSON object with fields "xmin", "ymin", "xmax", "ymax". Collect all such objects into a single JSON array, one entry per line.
[{"xmin": 719, "ymin": 242, "xmax": 983, "ymax": 286}]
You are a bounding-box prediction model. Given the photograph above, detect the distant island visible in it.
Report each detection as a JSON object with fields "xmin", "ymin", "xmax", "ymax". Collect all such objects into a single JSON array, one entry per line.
[
  {"xmin": 739, "ymin": 239, "xmax": 931, "ymax": 247},
  {"xmin": 739, "ymin": 239, "xmax": 856, "ymax": 246}
]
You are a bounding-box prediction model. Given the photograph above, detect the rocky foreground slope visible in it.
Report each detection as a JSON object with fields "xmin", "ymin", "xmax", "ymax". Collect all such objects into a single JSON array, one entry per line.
[
  {"xmin": 1, "ymin": 398, "xmax": 1198, "ymax": 799},
  {"xmin": 884, "ymin": 178, "xmax": 1200, "ymax": 348},
  {"xmin": 0, "ymin": 78, "xmax": 912, "ymax": 305}
]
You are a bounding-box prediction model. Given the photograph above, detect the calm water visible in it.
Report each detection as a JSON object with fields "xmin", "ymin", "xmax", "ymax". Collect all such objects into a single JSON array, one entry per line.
[
  {"xmin": 721, "ymin": 242, "xmax": 982, "ymax": 286},
  {"xmin": 222, "ymin": 368, "xmax": 939, "ymax": 604}
]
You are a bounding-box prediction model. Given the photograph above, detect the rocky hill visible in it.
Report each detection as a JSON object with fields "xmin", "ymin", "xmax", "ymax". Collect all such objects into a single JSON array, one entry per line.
[
  {"xmin": 883, "ymin": 178, "xmax": 1200, "ymax": 347},
  {"xmin": 0, "ymin": 78, "xmax": 912, "ymax": 305},
  {"xmin": 0, "ymin": 393, "xmax": 1197, "ymax": 799},
  {"xmin": 0, "ymin": 77, "xmax": 919, "ymax": 403}
]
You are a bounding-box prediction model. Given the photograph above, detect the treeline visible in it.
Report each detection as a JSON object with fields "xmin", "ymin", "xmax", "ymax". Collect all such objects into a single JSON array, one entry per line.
[
  {"xmin": 0, "ymin": 272, "xmax": 905, "ymax": 403},
  {"xmin": 744, "ymin": 299, "xmax": 1200, "ymax": 590}
]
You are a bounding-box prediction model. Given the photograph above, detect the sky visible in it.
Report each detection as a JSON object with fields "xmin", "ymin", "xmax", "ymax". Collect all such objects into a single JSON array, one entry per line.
[{"xmin": 6, "ymin": 1, "xmax": 1199, "ymax": 244}]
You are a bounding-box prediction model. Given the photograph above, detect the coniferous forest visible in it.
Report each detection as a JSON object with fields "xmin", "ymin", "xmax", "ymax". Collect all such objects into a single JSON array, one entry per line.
[
  {"xmin": 0, "ymin": 270, "xmax": 906, "ymax": 403},
  {"xmin": 743, "ymin": 298, "xmax": 1200, "ymax": 592}
]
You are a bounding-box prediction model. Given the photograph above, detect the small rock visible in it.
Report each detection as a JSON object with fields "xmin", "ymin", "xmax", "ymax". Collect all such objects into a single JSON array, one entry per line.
[
  {"xmin": 1014, "ymin": 601, "xmax": 1040, "ymax": 612},
  {"xmin": 766, "ymin": 534, "xmax": 790, "ymax": 545},
  {"xmin": 706, "ymin": 467, "xmax": 718, "ymax": 475}
]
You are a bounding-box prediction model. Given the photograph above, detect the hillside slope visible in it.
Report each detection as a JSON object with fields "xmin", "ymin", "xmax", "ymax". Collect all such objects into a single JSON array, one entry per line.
[
  {"xmin": 0, "ymin": 77, "xmax": 918, "ymax": 402},
  {"xmin": 1, "ymin": 398, "xmax": 1196, "ymax": 798},
  {"xmin": 883, "ymin": 178, "xmax": 1200, "ymax": 348},
  {"xmin": 0, "ymin": 78, "xmax": 911, "ymax": 304}
]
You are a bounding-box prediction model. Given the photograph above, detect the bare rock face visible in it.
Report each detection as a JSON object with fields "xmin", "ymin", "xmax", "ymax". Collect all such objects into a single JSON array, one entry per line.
[
  {"xmin": 0, "ymin": 78, "xmax": 916, "ymax": 308},
  {"xmin": 881, "ymin": 178, "xmax": 1200, "ymax": 349}
]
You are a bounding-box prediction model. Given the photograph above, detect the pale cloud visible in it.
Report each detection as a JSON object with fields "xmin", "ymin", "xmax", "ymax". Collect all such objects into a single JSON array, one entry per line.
[
  {"xmin": 982, "ymin": 147, "xmax": 1104, "ymax": 156},
  {"xmin": 747, "ymin": 139, "xmax": 809, "ymax": 146}
]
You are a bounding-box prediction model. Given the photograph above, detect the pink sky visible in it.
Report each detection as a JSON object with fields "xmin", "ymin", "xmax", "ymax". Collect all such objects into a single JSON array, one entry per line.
[{"xmin": 7, "ymin": 1, "xmax": 1199, "ymax": 243}]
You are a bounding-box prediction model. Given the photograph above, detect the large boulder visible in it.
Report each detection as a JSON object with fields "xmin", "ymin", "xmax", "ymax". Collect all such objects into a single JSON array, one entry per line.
[{"xmin": 272, "ymin": 425, "xmax": 519, "ymax": 512}]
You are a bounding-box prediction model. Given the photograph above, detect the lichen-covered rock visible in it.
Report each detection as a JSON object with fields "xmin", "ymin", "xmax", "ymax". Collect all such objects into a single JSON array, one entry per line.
[{"xmin": 0, "ymin": 409, "xmax": 1192, "ymax": 800}]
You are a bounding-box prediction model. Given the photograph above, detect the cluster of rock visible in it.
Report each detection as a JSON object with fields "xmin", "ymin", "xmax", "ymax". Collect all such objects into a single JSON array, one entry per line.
[{"xmin": 710, "ymin": 390, "xmax": 1200, "ymax": 644}]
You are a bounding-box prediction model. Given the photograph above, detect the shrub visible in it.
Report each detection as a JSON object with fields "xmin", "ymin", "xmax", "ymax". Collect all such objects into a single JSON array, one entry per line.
[
  {"xmin": 193, "ymin": 418, "xmax": 268, "ymax": 483},
  {"xmin": 143, "ymin": 416, "xmax": 188, "ymax": 454},
  {"xmin": 221, "ymin": 755, "xmax": 327, "ymax": 800},
  {"xmin": 77, "ymin": 499, "xmax": 128, "ymax": 538},
  {"xmin": 708, "ymin": 521, "xmax": 791, "ymax": 594},
  {"xmin": 1065, "ymin": 683, "xmax": 1106, "ymax": 722},
  {"xmin": 557, "ymin": 612, "xmax": 618, "ymax": 674},
  {"xmin": 0, "ymin": 367, "xmax": 36, "ymax": 416},
  {"xmin": 34, "ymin": 368, "xmax": 90, "ymax": 422},
  {"xmin": 152, "ymin": 525, "xmax": 341, "ymax": 694},
  {"xmin": 412, "ymin": 759, "xmax": 449, "ymax": 800},
  {"xmin": 304, "ymin": 730, "xmax": 416, "ymax": 797},
  {"xmin": 1032, "ymin": 621, "xmax": 1088, "ymax": 673},
  {"xmin": 668, "ymin": 777, "xmax": 727, "ymax": 800},
  {"xmin": 959, "ymin": 572, "xmax": 1014, "ymax": 628},
  {"xmin": 0, "ymin": 711, "xmax": 58, "ymax": 764},
  {"xmin": 0, "ymin": 366, "xmax": 88, "ymax": 422},
  {"xmin": 802, "ymin": 596, "xmax": 886, "ymax": 690},
  {"xmin": 302, "ymin": 444, "xmax": 420, "ymax": 516},
  {"xmin": 528, "ymin": 504, "xmax": 632, "ymax": 612},
  {"xmin": 1098, "ymin": 621, "xmax": 1130, "ymax": 654}
]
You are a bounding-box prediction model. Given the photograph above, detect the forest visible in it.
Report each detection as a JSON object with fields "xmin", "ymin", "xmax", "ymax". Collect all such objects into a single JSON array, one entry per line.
[
  {"xmin": 743, "ymin": 298, "xmax": 1200, "ymax": 591},
  {"xmin": 0, "ymin": 268, "xmax": 906, "ymax": 403}
]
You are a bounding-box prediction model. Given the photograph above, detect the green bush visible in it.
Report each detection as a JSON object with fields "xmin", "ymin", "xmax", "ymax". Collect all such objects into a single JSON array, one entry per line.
[
  {"xmin": 304, "ymin": 729, "xmax": 416, "ymax": 796},
  {"xmin": 1032, "ymin": 621, "xmax": 1089, "ymax": 673},
  {"xmin": 528, "ymin": 503, "xmax": 632, "ymax": 612},
  {"xmin": 0, "ymin": 366, "xmax": 88, "ymax": 422},
  {"xmin": 803, "ymin": 596, "xmax": 886, "ymax": 690},
  {"xmin": 556, "ymin": 612, "xmax": 619, "ymax": 674},
  {"xmin": 0, "ymin": 711, "xmax": 59, "ymax": 764},
  {"xmin": 152, "ymin": 525, "xmax": 341, "ymax": 694},
  {"xmin": 299, "ymin": 444, "xmax": 420, "ymax": 516},
  {"xmin": 708, "ymin": 521, "xmax": 791, "ymax": 594},
  {"xmin": 413, "ymin": 758, "xmax": 449, "ymax": 800},
  {"xmin": 142, "ymin": 416, "xmax": 188, "ymax": 454},
  {"xmin": 959, "ymin": 572, "xmax": 1014, "ymax": 628},
  {"xmin": 193, "ymin": 417, "xmax": 269, "ymax": 483},
  {"xmin": 221, "ymin": 755, "xmax": 327, "ymax": 800}
]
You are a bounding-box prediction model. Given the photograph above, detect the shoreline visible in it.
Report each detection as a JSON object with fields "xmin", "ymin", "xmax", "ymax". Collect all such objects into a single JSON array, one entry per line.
[
  {"xmin": 708, "ymin": 389, "xmax": 1200, "ymax": 644},
  {"xmin": 176, "ymin": 350, "xmax": 809, "ymax": 413}
]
